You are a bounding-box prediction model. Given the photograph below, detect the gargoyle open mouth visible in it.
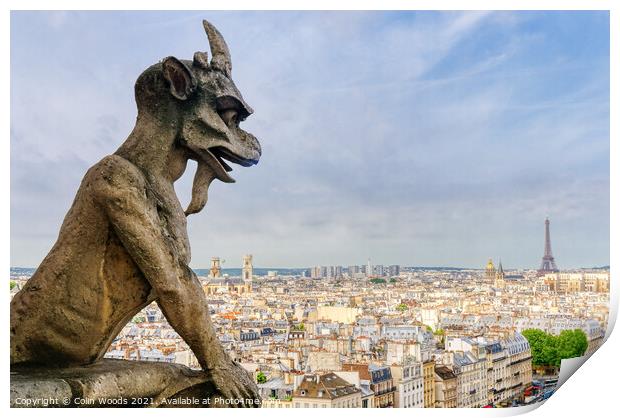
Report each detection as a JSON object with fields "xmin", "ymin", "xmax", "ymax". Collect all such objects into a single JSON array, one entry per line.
[
  {"xmin": 209, "ymin": 147, "xmax": 234, "ymax": 177},
  {"xmin": 185, "ymin": 145, "xmax": 258, "ymax": 216},
  {"xmin": 211, "ymin": 146, "xmax": 258, "ymax": 168},
  {"xmin": 197, "ymin": 146, "xmax": 258, "ymax": 184}
]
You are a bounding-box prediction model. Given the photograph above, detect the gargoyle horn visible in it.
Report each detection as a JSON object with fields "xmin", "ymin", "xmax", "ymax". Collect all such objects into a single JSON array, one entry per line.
[{"xmin": 203, "ymin": 19, "xmax": 232, "ymax": 77}]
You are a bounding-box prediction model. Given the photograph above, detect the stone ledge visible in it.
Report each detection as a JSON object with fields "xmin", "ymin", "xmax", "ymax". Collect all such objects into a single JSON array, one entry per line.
[{"xmin": 10, "ymin": 359, "xmax": 220, "ymax": 408}]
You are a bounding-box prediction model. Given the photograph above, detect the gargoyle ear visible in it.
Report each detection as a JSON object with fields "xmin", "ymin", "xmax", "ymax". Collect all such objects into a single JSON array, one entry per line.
[{"xmin": 162, "ymin": 56, "xmax": 197, "ymax": 100}]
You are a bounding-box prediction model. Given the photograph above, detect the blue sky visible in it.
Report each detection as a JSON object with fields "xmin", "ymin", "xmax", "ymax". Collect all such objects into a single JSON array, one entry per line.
[{"xmin": 10, "ymin": 11, "xmax": 609, "ymax": 269}]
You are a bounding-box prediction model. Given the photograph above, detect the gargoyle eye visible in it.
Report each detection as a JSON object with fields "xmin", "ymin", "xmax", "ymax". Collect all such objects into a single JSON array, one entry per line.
[
  {"xmin": 219, "ymin": 108, "xmax": 238, "ymax": 128},
  {"xmin": 216, "ymin": 95, "xmax": 250, "ymax": 126}
]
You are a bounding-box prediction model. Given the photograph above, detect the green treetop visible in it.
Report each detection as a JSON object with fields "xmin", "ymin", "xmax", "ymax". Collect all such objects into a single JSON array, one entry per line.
[
  {"xmin": 396, "ymin": 303, "xmax": 408, "ymax": 312},
  {"xmin": 522, "ymin": 328, "xmax": 589, "ymax": 368},
  {"xmin": 256, "ymin": 371, "xmax": 267, "ymax": 384}
]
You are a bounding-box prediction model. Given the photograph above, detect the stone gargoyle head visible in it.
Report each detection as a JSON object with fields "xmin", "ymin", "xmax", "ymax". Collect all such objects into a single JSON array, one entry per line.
[{"xmin": 125, "ymin": 19, "xmax": 261, "ymax": 215}]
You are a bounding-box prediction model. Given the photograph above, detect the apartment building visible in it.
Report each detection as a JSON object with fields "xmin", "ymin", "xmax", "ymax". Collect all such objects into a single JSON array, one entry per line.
[
  {"xmin": 485, "ymin": 341, "xmax": 510, "ymax": 405},
  {"xmin": 292, "ymin": 373, "xmax": 361, "ymax": 408},
  {"xmin": 434, "ymin": 365, "xmax": 457, "ymax": 408},
  {"xmin": 503, "ymin": 333, "xmax": 532, "ymax": 401},
  {"xmin": 423, "ymin": 359, "xmax": 436, "ymax": 408},
  {"xmin": 343, "ymin": 363, "xmax": 396, "ymax": 408},
  {"xmin": 390, "ymin": 357, "xmax": 423, "ymax": 408},
  {"xmin": 443, "ymin": 338, "xmax": 488, "ymax": 407},
  {"xmin": 542, "ymin": 272, "xmax": 609, "ymax": 293}
]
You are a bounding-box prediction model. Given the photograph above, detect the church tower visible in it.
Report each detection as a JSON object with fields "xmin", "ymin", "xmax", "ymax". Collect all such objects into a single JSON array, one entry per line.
[
  {"xmin": 485, "ymin": 258, "xmax": 496, "ymax": 282},
  {"xmin": 209, "ymin": 257, "xmax": 222, "ymax": 278},
  {"xmin": 242, "ymin": 254, "xmax": 253, "ymax": 292},
  {"xmin": 494, "ymin": 261, "xmax": 506, "ymax": 289}
]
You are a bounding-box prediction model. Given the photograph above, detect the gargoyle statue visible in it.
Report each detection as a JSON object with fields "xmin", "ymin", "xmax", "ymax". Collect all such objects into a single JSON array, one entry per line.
[{"xmin": 11, "ymin": 20, "xmax": 261, "ymax": 405}]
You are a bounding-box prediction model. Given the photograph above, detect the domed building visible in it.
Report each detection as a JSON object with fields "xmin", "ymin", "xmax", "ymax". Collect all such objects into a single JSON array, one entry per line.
[{"xmin": 485, "ymin": 258, "xmax": 496, "ymax": 283}]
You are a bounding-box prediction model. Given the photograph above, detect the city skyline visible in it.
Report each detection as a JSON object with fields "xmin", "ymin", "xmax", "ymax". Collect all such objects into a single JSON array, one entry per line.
[
  {"xmin": 10, "ymin": 11, "xmax": 610, "ymax": 268},
  {"xmin": 10, "ymin": 260, "xmax": 610, "ymax": 408},
  {"xmin": 10, "ymin": 251, "xmax": 610, "ymax": 271}
]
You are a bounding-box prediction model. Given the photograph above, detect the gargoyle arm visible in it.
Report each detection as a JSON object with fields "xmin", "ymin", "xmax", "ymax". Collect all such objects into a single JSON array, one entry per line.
[{"xmin": 92, "ymin": 157, "xmax": 228, "ymax": 370}]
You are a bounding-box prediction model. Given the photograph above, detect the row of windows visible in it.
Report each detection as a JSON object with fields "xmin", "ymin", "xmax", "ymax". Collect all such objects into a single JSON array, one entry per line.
[
  {"xmin": 460, "ymin": 371, "xmax": 485, "ymax": 383},
  {"xmin": 403, "ymin": 393, "xmax": 424, "ymax": 407},
  {"xmin": 293, "ymin": 398, "xmax": 360, "ymax": 408},
  {"xmin": 403, "ymin": 381, "xmax": 423, "ymax": 393}
]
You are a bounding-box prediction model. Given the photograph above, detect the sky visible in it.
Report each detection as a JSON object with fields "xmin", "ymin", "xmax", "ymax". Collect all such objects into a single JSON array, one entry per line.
[{"xmin": 10, "ymin": 11, "xmax": 610, "ymax": 269}]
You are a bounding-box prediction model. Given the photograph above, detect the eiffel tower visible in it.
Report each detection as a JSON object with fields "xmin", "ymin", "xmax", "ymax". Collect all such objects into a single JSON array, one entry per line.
[{"xmin": 537, "ymin": 217, "xmax": 559, "ymax": 276}]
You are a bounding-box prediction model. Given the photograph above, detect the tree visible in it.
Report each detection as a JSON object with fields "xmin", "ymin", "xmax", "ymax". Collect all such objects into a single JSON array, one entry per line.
[
  {"xmin": 389, "ymin": 278, "xmax": 397, "ymax": 283},
  {"xmin": 542, "ymin": 336, "xmax": 560, "ymax": 367},
  {"xmin": 396, "ymin": 303, "xmax": 408, "ymax": 312},
  {"xmin": 256, "ymin": 371, "xmax": 267, "ymax": 384},
  {"xmin": 10, "ymin": 280, "xmax": 17, "ymax": 290},
  {"xmin": 523, "ymin": 328, "xmax": 589, "ymax": 368},
  {"xmin": 522, "ymin": 329, "xmax": 557, "ymax": 367},
  {"xmin": 556, "ymin": 329, "xmax": 588, "ymax": 361},
  {"xmin": 370, "ymin": 278, "xmax": 386, "ymax": 284}
]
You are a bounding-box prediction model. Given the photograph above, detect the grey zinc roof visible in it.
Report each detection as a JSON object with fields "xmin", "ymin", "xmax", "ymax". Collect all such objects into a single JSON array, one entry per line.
[{"xmin": 257, "ymin": 377, "xmax": 293, "ymax": 391}]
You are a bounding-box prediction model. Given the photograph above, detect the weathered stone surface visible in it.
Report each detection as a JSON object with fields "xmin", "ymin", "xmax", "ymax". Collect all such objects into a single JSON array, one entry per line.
[
  {"xmin": 11, "ymin": 359, "xmax": 260, "ymax": 408},
  {"xmin": 10, "ymin": 19, "xmax": 261, "ymax": 406}
]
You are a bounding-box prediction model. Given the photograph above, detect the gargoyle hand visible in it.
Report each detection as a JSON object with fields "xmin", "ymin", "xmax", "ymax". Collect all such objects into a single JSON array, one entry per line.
[{"xmin": 207, "ymin": 357, "xmax": 261, "ymax": 408}]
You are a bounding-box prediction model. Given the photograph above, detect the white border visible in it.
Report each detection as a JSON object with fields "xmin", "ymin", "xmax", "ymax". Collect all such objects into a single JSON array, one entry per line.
[{"xmin": 2, "ymin": 1, "xmax": 616, "ymax": 417}]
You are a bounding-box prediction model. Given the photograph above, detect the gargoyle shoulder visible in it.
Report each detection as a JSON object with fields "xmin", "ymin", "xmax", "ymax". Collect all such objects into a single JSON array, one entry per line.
[{"xmin": 88, "ymin": 155, "xmax": 148, "ymax": 206}]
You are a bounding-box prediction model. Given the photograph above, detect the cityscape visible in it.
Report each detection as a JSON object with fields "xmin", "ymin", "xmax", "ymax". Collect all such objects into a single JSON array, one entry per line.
[{"xmin": 9, "ymin": 218, "xmax": 610, "ymax": 408}]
